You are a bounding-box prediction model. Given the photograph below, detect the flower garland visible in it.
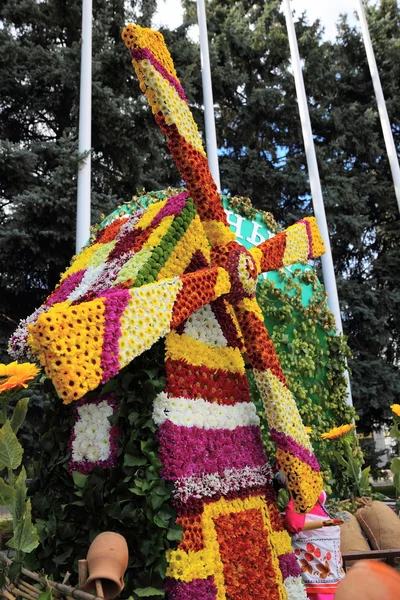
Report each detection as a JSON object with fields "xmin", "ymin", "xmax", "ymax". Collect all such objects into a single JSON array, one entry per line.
[
  {"xmin": 122, "ymin": 23, "xmax": 234, "ymax": 247},
  {"xmin": 69, "ymin": 394, "xmax": 120, "ymax": 474}
]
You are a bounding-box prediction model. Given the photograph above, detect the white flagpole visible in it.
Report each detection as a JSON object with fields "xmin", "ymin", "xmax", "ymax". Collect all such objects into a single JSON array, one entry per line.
[
  {"xmin": 357, "ymin": 0, "xmax": 400, "ymax": 213},
  {"xmin": 282, "ymin": 0, "xmax": 353, "ymax": 406},
  {"xmin": 76, "ymin": 0, "xmax": 93, "ymax": 253},
  {"xmin": 197, "ymin": 0, "xmax": 221, "ymax": 191}
]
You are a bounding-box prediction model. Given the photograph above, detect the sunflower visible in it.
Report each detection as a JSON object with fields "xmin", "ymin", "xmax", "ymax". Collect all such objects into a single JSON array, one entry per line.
[
  {"xmin": 0, "ymin": 361, "xmax": 40, "ymax": 393},
  {"xmin": 321, "ymin": 423, "xmax": 355, "ymax": 441},
  {"xmin": 391, "ymin": 404, "xmax": 400, "ymax": 418}
]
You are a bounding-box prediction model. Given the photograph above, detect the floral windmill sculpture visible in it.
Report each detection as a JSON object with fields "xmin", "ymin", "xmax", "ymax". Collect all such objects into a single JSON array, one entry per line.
[{"xmin": 10, "ymin": 24, "xmax": 327, "ymax": 600}]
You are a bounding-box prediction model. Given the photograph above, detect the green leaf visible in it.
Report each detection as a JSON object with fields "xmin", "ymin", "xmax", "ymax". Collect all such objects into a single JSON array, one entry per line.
[
  {"xmin": 149, "ymin": 493, "xmax": 165, "ymax": 511},
  {"xmin": 72, "ymin": 471, "xmax": 88, "ymax": 488},
  {"xmin": 389, "ymin": 423, "xmax": 400, "ymax": 441},
  {"xmin": 0, "ymin": 421, "xmax": 23, "ymax": 471},
  {"xmin": 166, "ymin": 524, "xmax": 183, "ymax": 541},
  {"xmin": 359, "ymin": 466, "xmax": 371, "ymax": 493},
  {"xmin": 390, "ymin": 457, "xmax": 400, "ymax": 475},
  {"xmin": 7, "ymin": 499, "xmax": 39, "ymax": 554},
  {"xmin": 8, "ymin": 561, "xmax": 22, "ymax": 582},
  {"xmin": 37, "ymin": 590, "xmax": 52, "ymax": 600},
  {"xmin": 0, "ymin": 477, "xmax": 15, "ymax": 505},
  {"xmin": 333, "ymin": 451, "xmax": 348, "ymax": 469},
  {"xmin": 124, "ymin": 454, "xmax": 147, "ymax": 467},
  {"xmin": 10, "ymin": 398, "xmax": 29, "ymax": 434},
  {"xmin": 14, "ymin": 466, "xmax": 27, "ymax": 522},
  {"xmin": 133, "ymin": 587, "xmax": 164, "ymax": 597},
  {"xmin": 153, "ymin": 514, "xmax": 168, "ymax": 529}
]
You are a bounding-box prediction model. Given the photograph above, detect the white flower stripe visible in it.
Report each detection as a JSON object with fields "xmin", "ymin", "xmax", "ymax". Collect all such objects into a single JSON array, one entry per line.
[
  {"xmin": 173, "ymin": 464, "xmax": 273, "ymax": 502},
  {"xmin": 72, "ymin": 400, "xmax": 113, "ymax": 463},
  {"xmin": 183, "ymin": 304, "xmax": 227, "ymax": 347},
  {"xmin": 284, "ymin": 576, "xmax": 308, "ymax": 600},
  {"xmin": 67, "ymin": 263, "xmax": 107, "ymax": 302},
  {"xmin": 152, "ymin": 392, "xmax": 260, "ymax": 429}
]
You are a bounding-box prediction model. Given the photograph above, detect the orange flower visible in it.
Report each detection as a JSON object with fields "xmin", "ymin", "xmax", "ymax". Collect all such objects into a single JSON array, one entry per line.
[
  {"xmin": 321, "ymin": 423, "xmax": 355, "ymax": 440},
  {"xmin": 391, "ymin": 404, "xmax": 400, "ymax": 418},
  {"xmin": 0, "ymin": 361, "xmax": 40, "ymax": 393}
]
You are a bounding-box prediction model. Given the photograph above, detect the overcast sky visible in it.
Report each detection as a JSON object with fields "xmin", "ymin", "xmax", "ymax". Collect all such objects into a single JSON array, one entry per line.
[{"xmin": 153, "ymin": 0, "xmax": 360, "ymax": 40}]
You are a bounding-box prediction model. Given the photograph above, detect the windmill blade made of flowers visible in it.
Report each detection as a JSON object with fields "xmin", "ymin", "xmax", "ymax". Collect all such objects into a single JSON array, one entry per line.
[
  {"xmin": 122, "ymin": 24, "xmax": 324, "ymax": 510},
  {"xmin": 121, "ymin": 24, "xmax": 325, "ymax": 279},
  {"xmin": 121, "ymin": 24, "xmax": 236, "ymax": 250},
  {"xmin": 27, "ymin": 265, "xmax": 230, "ymax": 404},
  {"xmin": 9, "ymin": 190, "xmax": 232, "ymax": 404}
]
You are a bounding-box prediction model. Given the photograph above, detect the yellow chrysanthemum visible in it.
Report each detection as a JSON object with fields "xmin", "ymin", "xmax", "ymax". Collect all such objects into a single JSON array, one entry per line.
[
  {"xmin": 305, "ymin": 426, "xmax": 312, "ymax": 434},
  {"xmin": 391, "ymin": 404, "xmax": 400, "ymax": 418},
  {"xmin": 0, "ymin": 361, "xmax": 40, "ymax": 393},
  {"xmin": 321, "ymin": 423, "xmax": 355, "ymax": 440}
]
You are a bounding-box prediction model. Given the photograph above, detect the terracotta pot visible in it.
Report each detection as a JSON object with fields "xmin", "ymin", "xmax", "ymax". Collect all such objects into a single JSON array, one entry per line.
[
  {"xmin": 84, "ymin": 532, "xmax": 129, "ymax": 600},
  {"xmin": 336, "ymin": 560, "xmax": 400, "ymax": 600}
]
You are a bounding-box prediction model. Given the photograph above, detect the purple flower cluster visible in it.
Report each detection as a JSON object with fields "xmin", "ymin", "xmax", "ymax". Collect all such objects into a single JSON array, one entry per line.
[
  {"xmin": 100, "ymin": 289, "xmax": 131, "ymax": 383},
  {"xmin": 151, "ymin": 192, "xmax": 189, "ymax": 227},
  {"xmin": 164, "ymin": 576, "xmax": 217, "ymax": 600},
  {"xmin": 270, "ymin": 429, "xmax": 320, "ymax": 472},
  {"xmin": 278, "ymin": 552, "xmax": 302, "ymax": 579},
  {"xmin": 158, "ymin": 421, "xmax": 267, "ymax": 480}
]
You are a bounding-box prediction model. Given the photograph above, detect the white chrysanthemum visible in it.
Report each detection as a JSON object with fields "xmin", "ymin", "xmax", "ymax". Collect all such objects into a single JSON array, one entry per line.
[
  {"xmin": 284, "ymin": 577, "xmax": 308, "ymax": 600},
  {"xmin": 72, "ymin": 401, "xmax": 113, "ymax": 464},
  {"xmin": 184, "ymin": 305, "xmax": 227, "ymax": 347},
  {"xmin": 67, "ymin": 263, "xmax": 106, "ymax": 302},
  {"xmin": 152, "ymin": 393, "xmax": 259, "ymax": 430}
]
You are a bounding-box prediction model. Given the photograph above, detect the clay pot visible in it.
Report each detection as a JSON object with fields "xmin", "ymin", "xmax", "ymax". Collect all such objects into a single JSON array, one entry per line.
[
  {"xmin": 84, "ymin": 532, "xmax": 129, "ymax": 600},
  {"xmin": 335, "ymin": 560, "xmax": 400, "ymax": 600}
]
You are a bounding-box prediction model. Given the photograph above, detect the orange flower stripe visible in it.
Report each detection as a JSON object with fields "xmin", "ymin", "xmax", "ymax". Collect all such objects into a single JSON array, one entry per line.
[
  {"xmin": 170, "ymin": 267, "xmax": 230, "ymax": 328},
  {"xmin": 234, "ymin": 304, "xmax": 287, "ymax": 382},
  {"xmin": 250, "ymin": 217, "xmax": 326, "ymax": 275}
]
